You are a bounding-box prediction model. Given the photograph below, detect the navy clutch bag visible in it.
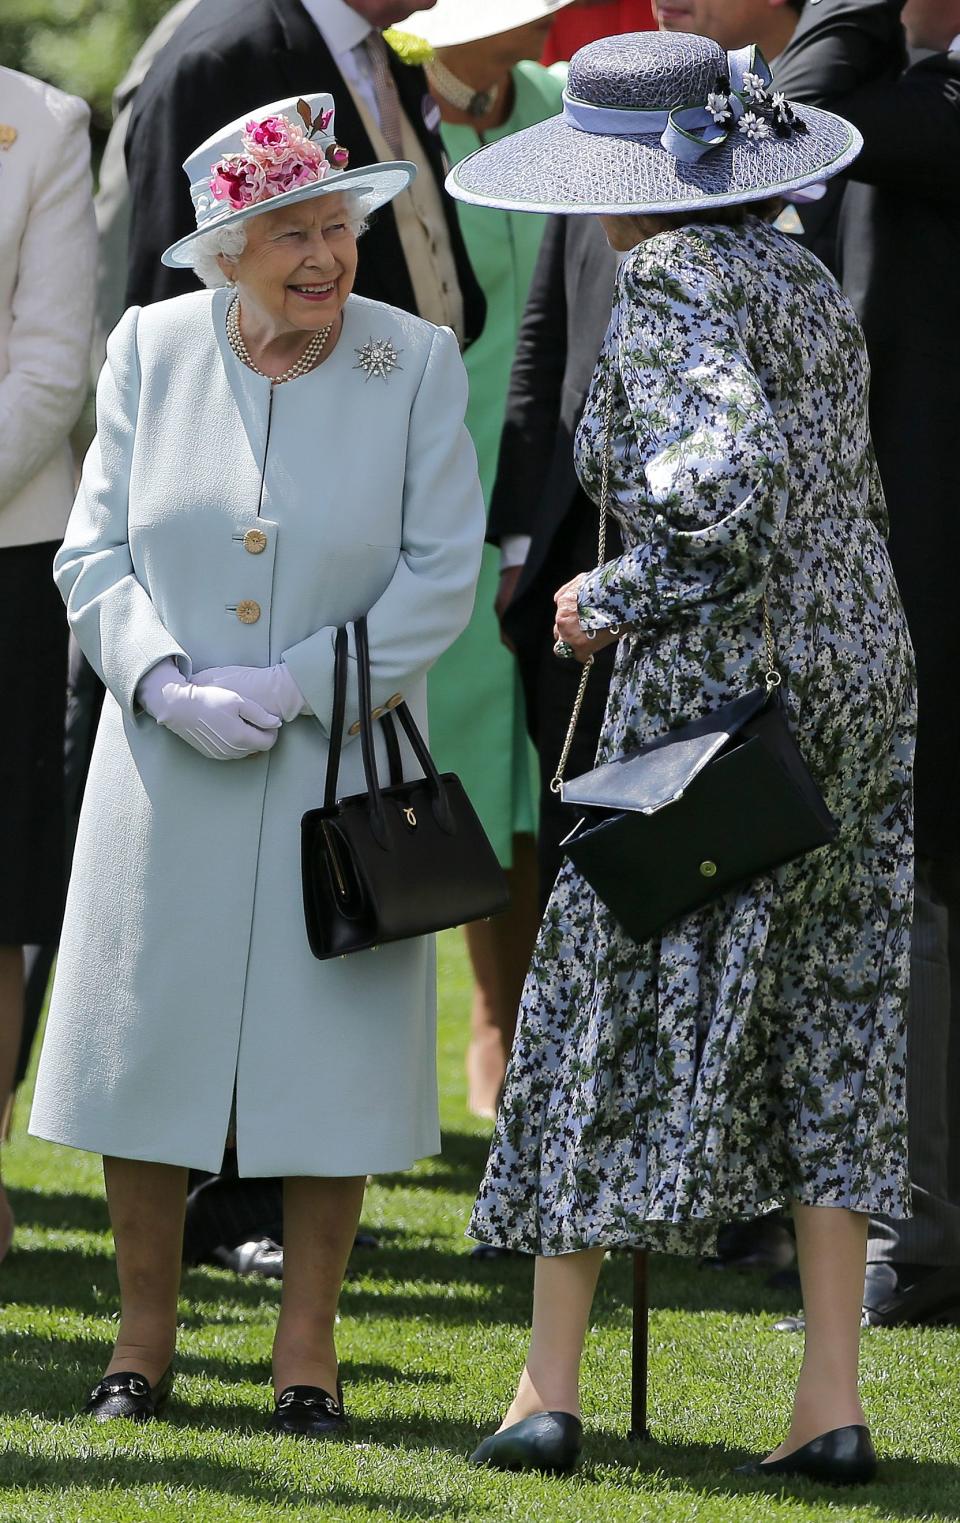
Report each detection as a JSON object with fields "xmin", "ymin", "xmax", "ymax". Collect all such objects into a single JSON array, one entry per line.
[{"xmin": 559, "ymin": 685, "xmax": 837, "ymax": 945}]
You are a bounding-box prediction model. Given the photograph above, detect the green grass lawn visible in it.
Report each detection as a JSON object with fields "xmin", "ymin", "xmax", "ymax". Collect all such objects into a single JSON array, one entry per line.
[{"xmin": 1, "ymin": 931, "xmax": 958, "ymax": 1522}]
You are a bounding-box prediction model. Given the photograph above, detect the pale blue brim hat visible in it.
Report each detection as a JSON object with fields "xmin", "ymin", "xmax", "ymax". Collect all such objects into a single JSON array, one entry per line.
[
  {"xmin": 162, "ymin": 92, "xmax": 416, "ymax": 269},
  {"xmin": 446, "ymin": 32, "xmax": 862, "ymax": 216}
]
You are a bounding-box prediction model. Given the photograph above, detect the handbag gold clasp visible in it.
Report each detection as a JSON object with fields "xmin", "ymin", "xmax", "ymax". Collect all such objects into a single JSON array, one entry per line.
[{"xmin": 403, "ymin": 806, "xmax": 417, "ymax": 828}]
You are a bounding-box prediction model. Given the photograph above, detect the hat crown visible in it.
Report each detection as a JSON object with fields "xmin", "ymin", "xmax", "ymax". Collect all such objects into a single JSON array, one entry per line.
[
  {"xmin": 182, "ymin": 93, "xmax": 338, "ymax": 230},
  {"xmin": 568, "ymin": 31, "xmax": 725, "ymax": 111}
]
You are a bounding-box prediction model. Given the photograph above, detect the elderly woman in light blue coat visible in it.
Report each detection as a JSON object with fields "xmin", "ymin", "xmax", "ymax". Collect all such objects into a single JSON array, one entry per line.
[{"xmin": 29, "ymin": 92, "xmax": 484, "ymax": 1434}]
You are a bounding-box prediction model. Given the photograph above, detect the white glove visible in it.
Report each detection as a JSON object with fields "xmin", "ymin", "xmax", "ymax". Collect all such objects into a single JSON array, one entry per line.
[
  {"xmin": 136, "ymin": 658, "xmax": 281, "ymax": 760},
  {"xmin": 191, "ymin": 662, "xmax": 310, "ymax": 723}
]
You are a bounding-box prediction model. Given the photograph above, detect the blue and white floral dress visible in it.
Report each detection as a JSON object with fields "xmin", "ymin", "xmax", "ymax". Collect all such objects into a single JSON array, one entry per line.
[{"xmin": 470, "ymin": 217, "xmax": 915, "ymax": 1256}]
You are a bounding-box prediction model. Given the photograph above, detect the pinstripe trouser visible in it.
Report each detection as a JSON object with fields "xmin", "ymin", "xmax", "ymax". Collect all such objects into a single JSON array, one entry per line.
[{"xmin": 868, "ymin": 856, "xmax": 960, "ymax": 1267}]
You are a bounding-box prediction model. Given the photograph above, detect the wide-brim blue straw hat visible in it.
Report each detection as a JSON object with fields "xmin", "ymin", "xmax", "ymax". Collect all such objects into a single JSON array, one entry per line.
[
  {"xmin": 446, "ymin": 32, "xmax": 862, "ymax": 216},
  {"xmin": 162, "ymin": 92, "xmax": 415, "ymax": 269}
]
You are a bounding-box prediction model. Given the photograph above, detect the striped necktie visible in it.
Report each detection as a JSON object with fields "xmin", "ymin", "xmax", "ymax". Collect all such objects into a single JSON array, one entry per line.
[{"xmin": 363, "ymin": 31, "xmax": 405, "ymax": 159}]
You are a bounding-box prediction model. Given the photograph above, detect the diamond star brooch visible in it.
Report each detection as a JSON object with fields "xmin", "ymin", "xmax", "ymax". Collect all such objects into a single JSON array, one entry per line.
[{"xmin": 354, "ymin": 338, "xmax": 403, "ymax": 382}]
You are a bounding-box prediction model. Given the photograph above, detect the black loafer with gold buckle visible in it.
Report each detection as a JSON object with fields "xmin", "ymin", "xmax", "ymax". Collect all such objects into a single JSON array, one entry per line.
[
  {"xmin": 84, "ymin": 1365, "xmax": 174, "ymax": 1422},
  {"xmin": 270, "ymin": 1380, "xmax": 349, "ymax": 1439}
]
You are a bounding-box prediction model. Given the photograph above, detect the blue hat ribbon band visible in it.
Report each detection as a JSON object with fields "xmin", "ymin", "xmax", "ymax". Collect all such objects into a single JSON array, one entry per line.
[
  {"xmin": 562, "ymin": 93, "xmax": 670, "ymax": 136},
  {"xmin": 662, "ymin": 45, "xmax": 772, "ymax": 162},
  {"xmin": 563, "ymin": 46, "xmax": 803, "ymax": 165},
  {"xmin": 660, "ymin": 104, "xmax": 739, "ymax": 163}
]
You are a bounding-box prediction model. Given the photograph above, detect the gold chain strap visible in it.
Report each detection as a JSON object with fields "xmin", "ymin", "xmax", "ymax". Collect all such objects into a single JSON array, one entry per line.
[
  {"xmin": 549, "ymin": 379, "xmax": 615, "ymax": 795},
  {"xmin": 548, "ymin": 376, "xmax": 781, "ymax": 798}
]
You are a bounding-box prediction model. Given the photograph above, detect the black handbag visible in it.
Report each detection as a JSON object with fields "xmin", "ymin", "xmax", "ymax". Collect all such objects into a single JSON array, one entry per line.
[
  {"xmin": 553, "ymin": 381, "xmax": 837, "ymax": 945},
  {"xmin": 301, "ymin": 616, "xmax": 510, "ymax": 959}
]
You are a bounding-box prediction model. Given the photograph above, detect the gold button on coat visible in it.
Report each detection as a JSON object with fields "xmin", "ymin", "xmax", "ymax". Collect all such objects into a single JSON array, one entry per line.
[
  {"xmin": 385, "ymin": 693, "xmax": 404, "ymax": 710},
  {"xmin": 243, "ymin": 528, "xmax": 267, "ymax": 554},
  {"xmin": 699, "ymin": 860, "xmax": 718, "ymax": 878},
  {"xmin": 236, "ymin": 600, "xmax": 261, "ymax": 624}
]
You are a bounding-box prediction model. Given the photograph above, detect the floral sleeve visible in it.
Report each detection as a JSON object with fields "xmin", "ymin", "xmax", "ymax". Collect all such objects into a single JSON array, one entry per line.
[{"xmin": 576, "ymin": 240, "xmax": 789, "ymax": 638}]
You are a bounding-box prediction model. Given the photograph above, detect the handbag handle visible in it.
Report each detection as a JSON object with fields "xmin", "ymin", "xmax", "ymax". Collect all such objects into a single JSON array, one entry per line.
[
  {"xmin": 323, "ymin": 621, "xmax": 404, "ymax": 810},
  {"xmin": 354, "ymin": 616, "xmax": 455, "ymax": 845},
  {"xmin": 549, "ymin": 376, "xmax": 782, "ymax": 795},
  {"xmin": 324, "ymin": 625, "xmax": 350, "ymax": 809}
]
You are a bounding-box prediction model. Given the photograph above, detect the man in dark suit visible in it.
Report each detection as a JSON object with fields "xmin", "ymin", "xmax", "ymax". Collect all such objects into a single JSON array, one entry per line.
[
  {"xmin": 123, "ymin": 0, "xmax": 484, "ymax": 345},
  {"xmin": 488, "ymin": 215, "xmax": 621, "ymax": 908},
  {"xmin": 773, "ymin": 0, "xmax": 960, "ymax": 1328}
]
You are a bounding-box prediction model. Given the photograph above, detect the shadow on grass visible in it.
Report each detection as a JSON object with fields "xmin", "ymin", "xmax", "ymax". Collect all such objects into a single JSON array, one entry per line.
[
  {"xmin": 584, "ymin": 1432, "xmax": 960, "ymax": 1518},
  {"xmin": 7, "ymin": 1186, "xmax": 108, "ymax": 1235},
  {"xmin": 1, "ymin": 1240, "xmax": 796, "ymax": 1342},
  {"xmin": 0, "ymin": 1325, "xmax": 453, "ymax": 1425},
  {"xmin": 379, "ymin": 1130, "xmax": 492, "ymax": 1196},
  {"xmin": 0, "ymin": 1447, "xmax": 477, "ymax": 1518},
  {"xmin": 3, "ymin": 1423, "xmax": 959, "ymax": 1519}
]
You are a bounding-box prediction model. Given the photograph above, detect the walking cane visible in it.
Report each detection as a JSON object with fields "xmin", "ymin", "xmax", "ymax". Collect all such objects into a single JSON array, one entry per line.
[{"xmin": 630, "ymin": 1249, "xmax": 650, "ymax": 1440}]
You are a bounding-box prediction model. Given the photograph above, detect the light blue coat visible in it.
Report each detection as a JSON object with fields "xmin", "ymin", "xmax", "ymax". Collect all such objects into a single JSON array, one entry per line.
[{"xmin": 29, "ymin": 289, "xmax": 484, "ymax": 1176}]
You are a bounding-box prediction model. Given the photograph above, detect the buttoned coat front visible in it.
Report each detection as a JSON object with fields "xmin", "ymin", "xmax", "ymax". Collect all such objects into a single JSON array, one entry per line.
[{"xmin": 29, "ymin": 289, "xmax": 484, "ymax": 1176}]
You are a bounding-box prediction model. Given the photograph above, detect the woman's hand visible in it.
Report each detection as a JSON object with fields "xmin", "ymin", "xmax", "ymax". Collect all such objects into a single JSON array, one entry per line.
[
  {"xmin": 553, "ymin": 575, "xmax": 621, "ymax": 664},
  {"xmin": 136, "ymin": 659, "xmax": 281, "ymax": 760},
  {"xmin": 193, "ymin": 662, "xmax": 309, "ymax": 723}
]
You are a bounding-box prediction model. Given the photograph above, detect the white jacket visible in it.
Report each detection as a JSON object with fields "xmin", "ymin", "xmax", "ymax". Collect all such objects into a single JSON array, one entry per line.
[{"xmin": 0, "ymin": 67, "xmax": 96, "ymax": 548}]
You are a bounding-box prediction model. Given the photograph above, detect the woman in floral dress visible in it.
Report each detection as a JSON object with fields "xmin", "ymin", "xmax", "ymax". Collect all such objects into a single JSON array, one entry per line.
[{"xmin": 447, "ymin": 32, "xmax": 915, "ymax": 1483}]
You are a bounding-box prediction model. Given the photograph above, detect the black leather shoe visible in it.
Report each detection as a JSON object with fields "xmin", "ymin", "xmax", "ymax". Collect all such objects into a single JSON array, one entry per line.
[
  {"xmin": 84, "ymin": 1365, "xmax": 174, "ymax": 1422},
  {"xmin": 861, "ymin": 1262, "xmax": 960, "ymax": 1327},
  {"xmin": 470, "ymin": 1243, "xmax": 521, "ymax": 1262},
  {"xmin": 776, "ymin": 1262, "xmax": 960, "ymax": 1333},
  {"xmin": 212, "ymin": 1238, "xmax": 284, "ymax": 1279},
  {"xmin": 735, "ymin": 1425, "xmax": 877, "ymax": 1486},
  {"xmin": 470, "ymin": 1412, "xmax": 583, "ymax": 1474},
  {"xmin": 702, "ymin": 1218, "xmax": 796, "ymax": 1274},
  {"xmin": 270, "ymin": 1380, "xmax": 349, "ymax": 1439}
]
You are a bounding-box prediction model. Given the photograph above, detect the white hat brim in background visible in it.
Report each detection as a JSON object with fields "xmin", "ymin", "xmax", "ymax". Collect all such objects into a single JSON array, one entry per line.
[
  {"xmin": 446, "ymin": 100, "xmax": 861, "ymax": 217},
  {"xmin": 392, "ymin": 0, "xmax": 577, "ymax": 50},
  {"xmin": 161, "ymin": 163, "xmax": 415, "ymax": 269}
]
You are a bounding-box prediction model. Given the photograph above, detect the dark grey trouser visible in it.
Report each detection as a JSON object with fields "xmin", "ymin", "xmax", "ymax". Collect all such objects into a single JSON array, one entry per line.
[
  {"xmin": 868, "ymin": 856, "xmax": 960, "ymax": 1268},
  {"xmin": 19, "ymin": 639, "xmax": 104, "ymax": 1084}
]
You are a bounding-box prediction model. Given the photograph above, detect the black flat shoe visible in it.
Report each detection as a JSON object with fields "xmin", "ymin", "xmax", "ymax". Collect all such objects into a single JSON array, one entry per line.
[
  {"xmin": 270, "ymin": 1380, "xmax": 349, "ymax": 1439},
  {"xmin": 470, "ymin": 1412, "xmax": 582, "ymax": 1474},
  {"xmin": 83, "ymin": 1365, "xmax": 174, "ymax": 1423},
  {"xmin": 735, "ymin": 1425, "xmax": 877, "ymax": 1486}
]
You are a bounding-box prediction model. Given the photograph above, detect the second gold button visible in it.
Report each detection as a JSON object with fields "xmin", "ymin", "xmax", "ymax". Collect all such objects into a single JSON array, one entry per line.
[
  {"xmin": 236, "ymin": 600, "xmax": 261, "ymax": 624},
  {"xmin": 243, "ymin": 528, "xmax": 268, "ymax": 554}
]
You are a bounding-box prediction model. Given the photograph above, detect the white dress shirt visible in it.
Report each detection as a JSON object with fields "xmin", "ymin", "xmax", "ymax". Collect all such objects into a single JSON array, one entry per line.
[{"xmin": 299, "ymin": 0, "xmax": 381, "ymax": 126}]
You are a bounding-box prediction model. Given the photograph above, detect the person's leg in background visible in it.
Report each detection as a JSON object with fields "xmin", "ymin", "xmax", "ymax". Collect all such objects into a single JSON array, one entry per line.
[
  {"xmin": 465, "ymin": 829, "xmax": 541, "ymax": 1120},
  {"xmin": 862, "ymin": 855, "xmax": 960, "ymax": 1322},
  {"xmin": 16, "ymin": 639, "xmax": 104, "ymax": 1095},
  {"xmin": 0, "ymin": 948, "xmax": 24, "ymax": 1261},
  {"xmin": 0, "ymin": 543, "xmax": 69, "ymax": 1264}
]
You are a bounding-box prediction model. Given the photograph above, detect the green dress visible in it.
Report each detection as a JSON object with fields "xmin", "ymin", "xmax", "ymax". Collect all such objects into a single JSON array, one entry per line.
[{"xmin": 427, "ymin": 62, "xmax": 567, "ymax": 868}]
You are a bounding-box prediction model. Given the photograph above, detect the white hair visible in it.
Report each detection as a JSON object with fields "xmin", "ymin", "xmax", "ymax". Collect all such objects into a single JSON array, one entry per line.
[
  {"xmin": 190, "ymin": 223, "xmax": 249, "ymax": 289},
  {"xmin": 189, "ymin": 195, "xmax": 369, "ymax": 288}
]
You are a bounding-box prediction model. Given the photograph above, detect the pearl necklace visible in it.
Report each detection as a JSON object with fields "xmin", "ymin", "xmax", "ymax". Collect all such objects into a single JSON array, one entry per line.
[
  {"xmin": 427, "ymin": 59, "xmax": 499, "ymax": 119},
  {"xmin": 226, "ymin": 294, "xmax": 333, "ymax": 384}
]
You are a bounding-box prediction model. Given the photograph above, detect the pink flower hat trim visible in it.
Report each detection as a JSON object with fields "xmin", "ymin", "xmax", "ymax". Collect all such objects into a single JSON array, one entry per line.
[{"xmin": 210, "ymin": 100, "xmax": 350, "ymax": 213}]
